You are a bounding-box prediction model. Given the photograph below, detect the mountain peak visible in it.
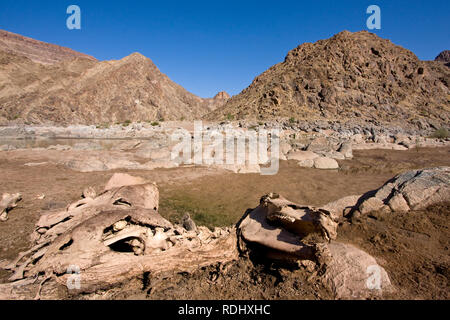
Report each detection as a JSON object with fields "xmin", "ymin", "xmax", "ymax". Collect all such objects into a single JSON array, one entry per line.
[
  {"xmin": 207, "ymin": 30, "xmax": 449, "ymax": 128},
  {"xmin": 435, "ymin": 50, "xmax": 450, "ymax": 67},
  {"xmin": 214, "ymin": 91, "xmax": 230, "ymax": 100}
]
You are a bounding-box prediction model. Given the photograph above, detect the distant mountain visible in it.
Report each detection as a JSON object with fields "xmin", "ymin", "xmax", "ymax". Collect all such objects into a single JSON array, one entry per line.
[
  {"xmin": 435, "ymin": 50, "xmax": 450, "ymax": 67},
  {"xmin": 0, "ymin": 31, "xmax": 228, "ymax": 125},
  {"xmin": 207, "ymin": 31, "xmax": 450, "ymax": 129},
  {"xmin": 0, "ymin": 30, "xmax": 97, "ymax": 64}
]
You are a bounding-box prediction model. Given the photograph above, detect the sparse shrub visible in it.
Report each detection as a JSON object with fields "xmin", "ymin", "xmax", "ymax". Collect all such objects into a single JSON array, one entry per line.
[
  {"xmin": 431, "ymin": 128, "xmax": 449, "ymax": 139},
  {"xmin": 122, "ymin": 120, "xmax": 132, "ymax": 127},
  {"xmin": 96, "ymin": 123, "xmax": 110, "ymax": 129},
  {"xmin": 226, "ymin": 113, "xmax": 234, "ymax": 121},
  {"xmin": 289, "ymin": 117, "xmax": 296, "ymax": 124},
  {"xmin": 151, "ymin": 121, "xmax": 160, "ymax": 127}
]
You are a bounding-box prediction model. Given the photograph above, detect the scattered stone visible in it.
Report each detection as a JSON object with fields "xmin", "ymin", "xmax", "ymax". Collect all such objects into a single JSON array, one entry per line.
[
  {"xmin": 313, "ymin": 157, "xmax": 339, "ymax": 169},
  {"xmin": 287, "ymin": 150, "xmax": 319, "ymax": 161},
  {"xmin": 0, "ymin": 145, "xmax": 16, "ymax": 151},
  {"xmin": 47, "ymin": 145, "xmax": 71, "ymax": 151},
  {"xmin": 24, "ymin": 162, "xmax": 48, "ymax": 167},
  {"xmin": 338, "ymin": 141, "xmax": 353, "ymax": 159}
]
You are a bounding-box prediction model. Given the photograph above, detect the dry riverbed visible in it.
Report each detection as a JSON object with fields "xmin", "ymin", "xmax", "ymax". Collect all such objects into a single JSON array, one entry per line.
[{"xmin": 0, "ymin": 146, "xmax": 449, "ymax": 299}]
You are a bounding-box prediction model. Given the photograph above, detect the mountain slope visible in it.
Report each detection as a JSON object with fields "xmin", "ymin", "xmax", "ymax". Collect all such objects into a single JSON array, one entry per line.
[
  {"xmin": 0, "ymin": 32, "xmax": 228, "ymax": 125},
  {"xmin": 207, "ymin": 31, "xmax": 450, "ymax": 128},
  {"xmin": 0, "ymin": 30, "xmax": 97, "ymax": 65}
]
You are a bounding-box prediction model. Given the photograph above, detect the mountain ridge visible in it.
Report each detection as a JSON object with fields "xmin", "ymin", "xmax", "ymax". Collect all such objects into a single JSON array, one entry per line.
[{"xmin": 0, "ymin": 31, "xmax": 229, "ymax": 125}]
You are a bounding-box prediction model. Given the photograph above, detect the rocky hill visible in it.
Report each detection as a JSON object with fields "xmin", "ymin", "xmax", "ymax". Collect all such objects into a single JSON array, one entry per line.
[
  {"xmin": 207, "ymin": 31, "xmax": 450, "ymax": 129},
  {"xmin": 0, "ymin": 30, "xmax": 97, "ymax": 65},
  {"xmin": 435, "ymin": 50, "xmax": 450, "ymax": 67},
  {"xmin": 0, "ymin": 31, "xmax": 228, "ymax": 125}
]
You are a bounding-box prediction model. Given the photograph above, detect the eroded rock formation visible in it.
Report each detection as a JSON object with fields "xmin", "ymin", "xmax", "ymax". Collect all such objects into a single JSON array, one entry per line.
[
  {"xmin": 1, "ymin": 174, "xmax": 237, "ymax": 297},
  {"xmin": 0, "ymin": 193, "xmax": 22, "ymax": 221},
  {"xmin": 236, "ymin": 193, "xmax": 392, "ymax": 299}
]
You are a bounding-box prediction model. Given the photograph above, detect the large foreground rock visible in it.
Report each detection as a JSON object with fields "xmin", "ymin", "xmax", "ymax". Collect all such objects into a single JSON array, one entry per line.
[
  {"xmin": 322, "ymin": 242, "xmax": 392, "ymax": 299},
  {"xmin": 237, "ymin": 193, "xmax": 392, "ymax": 299},
  {"xmin": 1, "ymin": 175, "xmax": 238, "ymax": 297},
  {"xmin": 313, "ymin": 157, "xmax": 339, "ymax": 169},
  {"xmin": 319, "ymin": 167, "xmax": 450, "ymax": 219},
  {"xmin": 355, "ymin": 167, "xmax": 450, "ymax": 215}
]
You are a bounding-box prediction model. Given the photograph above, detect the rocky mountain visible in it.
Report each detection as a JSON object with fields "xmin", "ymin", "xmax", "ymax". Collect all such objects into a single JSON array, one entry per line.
[
  {"xmin": 0, "ymin": 31, "xmax": 228, "ymax": 125},
  {"xmin": 207, "ymin": 31, "xmax": 450, "ymax": 129},
  {"xmin": 435, "ymin": 50, "xmax": 450, "ymax": 67},
  {"xmin": 0, "ymin": 30, "xmax": 97, "ymax": 64}
]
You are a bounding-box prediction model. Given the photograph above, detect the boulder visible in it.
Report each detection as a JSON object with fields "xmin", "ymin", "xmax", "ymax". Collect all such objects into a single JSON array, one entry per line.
[
  {"xmin": 351, "ymin": 134, "xmax": 365, "ymax": 144},
  {"xmin": 287, "ymin": 150, "xmax": 319, "ymax": 161},
  {"xmin": 322, "ymin": 242, "xmax": 392, "ymax": 299},
  {"xmin": 237, "ymin": 193, "xmax": 392, "ymax": 299},
  {"xmin": 297, "ymin": 159, "xmax": 315, "ymax": 168},
  {"xmin": 358, "ymin": 197, "xmax": 384, "ymax": 215},
  {"xmin": 314, "ymin": 157, "xmax": 339, "ymax": 169},
  {"xmin": 338, "ymin": 141, "xmax": 353, "ymax": 159},
  {"xmin": 322, "ymin": 195, "xmax": 362, "ymax": 220},
  {"xmin": 357, "ymin": 167, "xmax": 450, "ymax": 214},
  {"xmin": 237, "ymin": 194, "xmax": 338, "ymax": 262},
  {"xmin": 280, "ymin": 141, "xmax": 292, "ymax": 155},
  {"xmin": 306, "ymin": 136, "xmax": 330, "ymax": 153},
  {"xmin": 0, "ymin": 193, "xmax": 22, "ymax": 221}
]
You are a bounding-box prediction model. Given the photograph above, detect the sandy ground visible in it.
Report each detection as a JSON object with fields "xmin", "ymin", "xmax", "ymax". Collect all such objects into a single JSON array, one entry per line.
[{"xmin": 0, "ymin": 146, "xmax": 449, "ymax": 299}]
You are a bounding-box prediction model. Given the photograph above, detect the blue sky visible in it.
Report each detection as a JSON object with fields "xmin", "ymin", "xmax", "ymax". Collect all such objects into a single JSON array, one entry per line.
[{"xmin": 0, "ymin": 0, "xmax": 449, "ymax": 97}]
